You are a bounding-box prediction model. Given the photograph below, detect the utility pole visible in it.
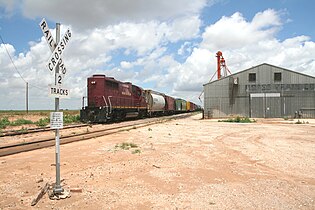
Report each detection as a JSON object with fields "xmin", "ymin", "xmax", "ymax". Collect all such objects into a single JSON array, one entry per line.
[{"xmin": 26, "ymin": 82, "xmax": 28, "ymax": 113}]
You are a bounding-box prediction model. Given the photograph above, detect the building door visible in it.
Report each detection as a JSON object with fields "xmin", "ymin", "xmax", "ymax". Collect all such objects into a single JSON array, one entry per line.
[
  {"xmin": 250, "ymin": 93, "xmax": 281, "ymax": 118},
  {"xmin": 265, "ymin": 96, "xmax": 281, "ymax": 118},
  {"xmin": 250, "ymin": 95, "xmax": 264, "ymax": 117}
]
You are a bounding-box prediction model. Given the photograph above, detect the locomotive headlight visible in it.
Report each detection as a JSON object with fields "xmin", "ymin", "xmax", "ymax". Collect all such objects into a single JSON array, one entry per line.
[
  {"xmin": 91, "ymin": 81, "xmax": 96, "ymax": 84},
  {"xmin": 99, "ymin": 107, "xmax": 102, "ymax": 109}
]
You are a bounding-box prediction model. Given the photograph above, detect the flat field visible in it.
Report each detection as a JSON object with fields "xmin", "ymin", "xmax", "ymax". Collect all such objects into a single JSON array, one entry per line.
[{"xmin": 0, "ymin": 114, "xmax": 314, "ymax": 209}]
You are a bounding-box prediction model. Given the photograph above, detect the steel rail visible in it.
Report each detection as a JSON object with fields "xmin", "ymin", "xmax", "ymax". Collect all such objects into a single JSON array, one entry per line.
[
  {"xmin": 0, "ymin": 113, "xmax": 194, "ymax": 157},
  {"xmin": 0, "ymin": 123, "xmax": 89, "ymax": 137}
]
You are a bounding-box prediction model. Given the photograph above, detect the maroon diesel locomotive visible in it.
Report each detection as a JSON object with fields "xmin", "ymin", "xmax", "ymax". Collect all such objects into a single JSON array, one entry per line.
[
  {"xmin": 80, "ymin": 74, "xmax": 200, "ymax": 123},
  {"xmin": 80, "ymin": 74, "xmax": 147, "ymax": 122}
]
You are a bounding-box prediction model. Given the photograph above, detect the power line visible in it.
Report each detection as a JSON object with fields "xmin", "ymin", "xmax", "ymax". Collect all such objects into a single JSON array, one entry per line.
[{"xmin": 0, "ymin": 34, "xmax": 27, "ymax": 83}]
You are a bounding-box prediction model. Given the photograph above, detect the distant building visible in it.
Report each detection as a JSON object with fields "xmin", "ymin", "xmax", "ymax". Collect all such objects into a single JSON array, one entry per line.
[{"xmin": 203, "ymin": 63, "xmax": 315, "ymax": 118}]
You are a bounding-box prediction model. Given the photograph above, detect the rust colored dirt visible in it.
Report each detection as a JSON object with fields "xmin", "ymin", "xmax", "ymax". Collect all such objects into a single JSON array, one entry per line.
[{"xmin": 0, "ymin": 114, "xmax": 314, "ymax": 209}]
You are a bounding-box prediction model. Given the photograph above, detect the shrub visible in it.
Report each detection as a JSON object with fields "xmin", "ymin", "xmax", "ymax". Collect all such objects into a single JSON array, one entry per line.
[
  {"xmin": 218, "ymin": 116, "xmax": 255, "ymax": 123},
  {"xmin": 35, "ymin": 117, "xmax": 50, "ymax": 127},
  {"xmin": 63, "ymin": 114, "xmax": 80, "ymax": 124},
  {"xmin": 11, "ymin": 119, "xmax": 33, "ymax": 126},
  {"xmin": 0, "ymin": 117, "xmax": 10, "ymax": 129},
  {"xmin": 132, "ymin": 149, "xmax": 141, "ymax": 154},
  {"xmin": 115, "ymin": 142, "xmax": 138, "ymax": 150}
]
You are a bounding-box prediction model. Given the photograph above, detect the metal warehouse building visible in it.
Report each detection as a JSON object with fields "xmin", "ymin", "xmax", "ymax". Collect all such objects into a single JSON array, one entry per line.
[{"xmin": 203, "ymin": 63, "xmax": 315, "ymax": 118}]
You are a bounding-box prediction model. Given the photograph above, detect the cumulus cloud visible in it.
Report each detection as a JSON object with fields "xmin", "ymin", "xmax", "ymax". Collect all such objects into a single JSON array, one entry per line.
[
  {"xmin": 158, "ymin": 9, "xmax": 315, "ymax": 103},
  {"xmin": 201, "ymin": 9, "xmax": 282, "ymax": 50},
  {"xmin": 0, "ymin": 11, "xmax": 202, "ymax": 109},
  {"xmin": 21, "ymin": 0, "xmax": 208, "ymax": 29},
  {"xmin": 1, "ymin": 6, "xmax": 315, "ymax": 109}
]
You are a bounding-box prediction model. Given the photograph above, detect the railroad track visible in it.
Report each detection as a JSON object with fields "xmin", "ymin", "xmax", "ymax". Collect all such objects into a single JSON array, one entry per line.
[
  {"xmin": 0, "ymin": 123, "xmax": 89, "ymax": 137},
  {"xmin": 0, "ymin": 113, "xmax": 195, "ymax": 157}
]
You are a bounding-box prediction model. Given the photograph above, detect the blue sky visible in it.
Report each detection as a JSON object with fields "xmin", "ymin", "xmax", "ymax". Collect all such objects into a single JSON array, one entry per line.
[{"xmin": 0, "ymin": 0, "xmax": 314, "ymax": 110}]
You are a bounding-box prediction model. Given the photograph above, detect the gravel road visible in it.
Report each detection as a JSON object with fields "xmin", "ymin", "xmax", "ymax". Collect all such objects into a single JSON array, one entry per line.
[{"xmin": 0, "ymin": 114, "xmax": 314, "ymax": 209}]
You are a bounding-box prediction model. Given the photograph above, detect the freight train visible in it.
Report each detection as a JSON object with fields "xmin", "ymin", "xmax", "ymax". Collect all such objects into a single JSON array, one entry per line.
[{"xmin": 80, "ymin": 74, "xmax": 200, "ymax": 123}]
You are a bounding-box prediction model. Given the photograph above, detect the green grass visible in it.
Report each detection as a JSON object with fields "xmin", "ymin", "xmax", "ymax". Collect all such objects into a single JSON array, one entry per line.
[
  {"xmin": 0, "ymin": 110, "xmax": 80, "ymax": 118},
  {"xmin": 295, "ymin": 120, "xmax": 309, "ymax": 124},
  {"xmin": 11, "ymin": 119, "xmax": 34, "ymax": 126},
  {"xmin": 218, "ymin": 116, "xmax": 256, "ymax": 123},
  {"xmin": 35, "ymin": 117, "xmax": 50, "ymax": 127},
  {"xmin": 115, "ymin": 142, "xmax": 140, "ymax": 154},
  {"xmin": 0, "ymin": 117, "xmax": 10, "ymax": 129},
  {"xmin": 115, "ymin": 142, "xmax": 138, "ymax": 150},
  {"xmin": 132, "ymin": 149, "xmax": 141, "ymax": 154},
  {"xmin": 63, "ymin": 114, "xmax": 80, "ymax": 124},
  {"xmin": 0, "ymin": 110, "xmax": 81, "ymax": 129},
  {"xmin": 114, "ymin": 142, "xmax": 141, "ymax": 155}
]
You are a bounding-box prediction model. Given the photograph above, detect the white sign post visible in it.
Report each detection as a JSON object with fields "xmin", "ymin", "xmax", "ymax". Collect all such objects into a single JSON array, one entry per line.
[{"xmin": 39, "ymin": 19, "xmax": 72, "ymax": 196}]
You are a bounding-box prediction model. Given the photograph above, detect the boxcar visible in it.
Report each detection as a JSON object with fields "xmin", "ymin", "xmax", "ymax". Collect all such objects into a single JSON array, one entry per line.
[
  {"xmin": 181, "ymin": 100, "xmax": 187, "ymax": 111},
  {"xmin": 175, "ymin": 99, "xmax": 187, "ymax": 112},
  {"xmin": 165, "ymin": 95, "xmax": 175, "ymax": 115},
  {"xmin": 186, "ymin": 101, "xmax": 191, "ymax": 111}
]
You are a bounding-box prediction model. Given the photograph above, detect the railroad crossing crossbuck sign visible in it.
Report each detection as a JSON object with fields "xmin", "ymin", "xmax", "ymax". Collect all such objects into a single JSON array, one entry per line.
[{"xmin": 39, "ymin": 18, "xmax": 71, "ymax": 97}]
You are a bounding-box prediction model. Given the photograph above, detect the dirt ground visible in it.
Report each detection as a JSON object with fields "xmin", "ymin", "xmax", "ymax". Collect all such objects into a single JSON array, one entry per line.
[{"xmin": 0, "ymin": 114, "xmax": 314, "ymax": 209}]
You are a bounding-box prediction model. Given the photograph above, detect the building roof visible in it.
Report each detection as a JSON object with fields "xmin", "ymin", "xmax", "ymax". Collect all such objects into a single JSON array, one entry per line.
[{"xmin": 203, "ymin": 63, "xmax": 315, "ymax": 86}]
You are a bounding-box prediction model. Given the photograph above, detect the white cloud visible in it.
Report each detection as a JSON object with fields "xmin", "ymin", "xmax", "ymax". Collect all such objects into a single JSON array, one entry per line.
[
  {"xmin": 21, "ymin": 0, "xmax": 208, "ymax": 29},
  {"xmin": 165, "ymin": 16, "xmax": 201, "ymax": 42},
  {"xmin": 178, "ymin": 42, "xmax": 194, "ymax": 56},
  {"xmin": 154, "ymin": 9, "xmax": 315, "ymax": 105},
  {"xmin": 0, "ymin": 11, "xmax": 203, "ymax": 109},
  {"xmin": 201, "ymin": 9, "xmax": 282, "ymax": 51},
  {"xmin": 120, "ymin": 61, "xmax": 133, "ymax": 69},
  {"xmin": 1, "ymin": 6, "xmax": 315, "ymax": 109},
  {"xmin": 168, "ymin": 48, "xmax": 213, "ymax": 92}
]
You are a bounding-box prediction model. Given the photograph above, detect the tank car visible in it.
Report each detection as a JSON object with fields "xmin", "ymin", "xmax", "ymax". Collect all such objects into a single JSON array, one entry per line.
[
  {"xmin": 144, "ymin": 90, "xmax": 166, "ymax": 116},
  {"xmin": 80, "ymin": 74, "xmax": 147, "ymax": 122}
]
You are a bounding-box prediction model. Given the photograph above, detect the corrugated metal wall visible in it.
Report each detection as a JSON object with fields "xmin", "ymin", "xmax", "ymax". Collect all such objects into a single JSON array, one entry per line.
[{"xmin": 204, "ymin": 63, "xmax": 315, "ymax": 118}]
